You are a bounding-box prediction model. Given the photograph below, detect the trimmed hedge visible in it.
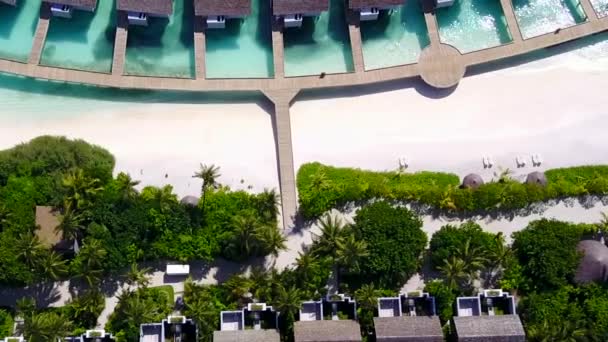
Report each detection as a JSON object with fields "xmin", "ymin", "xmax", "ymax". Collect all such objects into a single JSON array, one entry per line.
[{"xmin": 297, "ymin": 163, "xmax": 608, "ymax": 219}]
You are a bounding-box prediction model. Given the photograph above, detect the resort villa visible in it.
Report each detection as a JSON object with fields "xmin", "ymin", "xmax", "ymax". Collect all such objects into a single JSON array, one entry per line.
[
  {"xmin": 272, "ymin": 0, "xmax": 329, "ymax": 28},
  {"xmin": 294, "ymin": 294, "xmax": 361, "ymax": 342},
  {"xmin": 194, "ymin": 0, "xmax": 251, "ymax": 29},
  {"xmin": 213, "ymin": 302, "xmax": 280, "ymax": 342},
  {"xmin": 453, "ymin": 289, "xmax": 526, "ymax": 341},
  {"xmin": 44, "ymin": 0, "xmax": 97, "ymax": 18},
  {"xmin": 374, "ymin": 291, "xmax": 443, "ymax": 341},
  {"xmin": 139, "ymin": 315, "xmax": 198, "ymax": 342},
  {"xmin": 348, "ymin": 0, "xmax": 403, "ymax": 21},
  {"xmin": 575, "ymin": 240, "xmax": 608, "ymax": 283},
  {"xmin": 64, "ymin": 330, "xmax": 115, "ymax": 342},
  {"xmin": 117, "ymin": 0, "xmax": 173, "ymax": 26}
]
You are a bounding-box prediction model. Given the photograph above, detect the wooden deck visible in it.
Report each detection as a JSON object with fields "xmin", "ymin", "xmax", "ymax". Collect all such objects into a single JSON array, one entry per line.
[
  {"xmin": 112, "ymin": 11, "xmax": 128, "ymax": 76},
  {"xmin": 28, "ymin": 2, "xmax": 50, "ymax": 65},
  {"xmin": 194, "ymin": 16, "xmax": 206, "ymax": 79},
  {"xmin": 271, "ymin": 18, "xmax": 285, "ymax": 78},
  {"xmin": 346, "ymin": 9, "xmax": 365, "ymax": 73}
]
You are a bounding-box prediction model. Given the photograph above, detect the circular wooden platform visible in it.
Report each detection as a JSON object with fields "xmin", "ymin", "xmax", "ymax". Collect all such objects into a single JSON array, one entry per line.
[{"xmin": 418, "ymin": 43, "xmax": 466, "ymax": 89}]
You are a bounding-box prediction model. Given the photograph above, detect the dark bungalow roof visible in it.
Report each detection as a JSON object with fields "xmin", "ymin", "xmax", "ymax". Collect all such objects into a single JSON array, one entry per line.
[
  {"xmin": 117, "ymin": 0, "xmax": 173, "ymax": 16},
  {"xmin": 462, "ymin": 173, "xmax": 484, "ymax": 189},
  {"xmin": 452, "ymin": 315, "xmax": 525, "ymax": 342},
  {"xmin": 273, "ymin": 0, "xmax": 329, "ymax": 16},
  {"xmin": 0, "ymin": 0, "xmax": 17, "ymax": 5},
  {"xmin": 194, "ymin": 0, "xmax": 251, "ymax": 16},
  {"xmin": 43, "ymin": 0, "xmax": 97, "ymax": 8},
  {"xmin": 575, "ymin": 240, "xmax": 608, "ymax": 284},
  {"xmin": 374, "ymin": 316, "xmax": 444, "ymax": 342},
  {"xmin": 348, "ymin": 0, "xmax": 404, "ymax": 10},
  {"xmin": 294, "ymin": 320, "xmax": 362, "ymax": 342},
  {"xmin": 213, "ymin": 330, "xmax": 281, "ymax": 342}
]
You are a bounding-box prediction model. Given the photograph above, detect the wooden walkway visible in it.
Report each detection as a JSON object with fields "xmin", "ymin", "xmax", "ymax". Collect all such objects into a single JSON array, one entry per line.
[
  {"xmin": 271, "ymin": 18, "xmax": 285, "ymax": 78},
  {"xmin": 346, "ymin": 9, "xmax": 365, "ymax": 72},
  {"xmin": 112, "ymin": 11, "xmax": 128, "ymax": 76},
  {"xmin": 194, "ymin": 16, "xmax": 206, "ymax": 79},
  {"xmin": 499, "ymin": 0, "xmax": 523, "ymax": 42},
  {"xmin": 28, "ymin": 2, "xmax": 50, "ymax": 65}
]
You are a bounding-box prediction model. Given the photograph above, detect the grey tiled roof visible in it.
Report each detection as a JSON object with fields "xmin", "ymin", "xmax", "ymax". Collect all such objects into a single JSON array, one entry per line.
[
  {"xmin": 213, "ymin": 330, "xmax": 281, "ymax": 342},
  {"xmin": 43, "ymin": 0, "xmax": 97, "ymax": 8},
  {"xmin": 117, "ymin": 0, "xmax": 173, "ymax": 16},
  {"xmin": 348, "ymin": 0, "xmax": 404, "ymax": 10},
  {"xmin": 374, "ymin": 316, "xmax": 444, "ymax": 342},
  {"xmin": 294, "ymin": 320, "xmax": 362, "ymax": 342},
  {"xmin": 0, "ymin": 0, "xmax": 17, "ymax": 4},
  {"xmin": 272, "ymin": 0, "xmax": 329, "ymax": 16},
  {"xmin": 575, "ymin": 240, "xmax": 608, "ymax": 283},
  {"xmin": 452, "ymin": 315, "xmax": 526, "ymax": 342},
  {"xmin": 194, "ymin": 0, "xmax": 251, "ymax": 16}
]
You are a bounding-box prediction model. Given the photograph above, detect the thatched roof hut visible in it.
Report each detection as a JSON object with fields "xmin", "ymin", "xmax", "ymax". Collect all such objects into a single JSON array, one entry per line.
[
  {"xmin": 348, "ymin": 0, "xmax": 404, "ymax": 10},
  {"xmin": 194, "ymin": 0, "xmax": 251, "ymax": 17},
  {"xmin": 525, "ymin": 171, "xmax": 547, "ymax": 186},
  {"xmin": 180, "ymin": 195, "xmax": 200, "ymax": 207},
  {"xmin": 35, "ymin": 206, "xmax": 62, "ymax": 247},
  {"xmin": 452, "ymin": 315, "xmax": 525, "ymax": 341},
  {"xmin": 575, "ymin": 240, "xmax": 608, "ymax": 284},
  {"xmin": 374, "ymin": 316, "xmax": 443, "ymax": 342},
  {"xmin": 273, "ymin": 0, "xmax": 329, "ymax": 16},
  {"xmin": 117, "ymin": 0, "xmax": 173, "ymax": 16},
  {"xmin": 294, "ymin": 320, "xmax": 362, "ymax": 342},
  {"xmin": 461, "ymin": 173, "xmax": 484, "ymax": 189}
]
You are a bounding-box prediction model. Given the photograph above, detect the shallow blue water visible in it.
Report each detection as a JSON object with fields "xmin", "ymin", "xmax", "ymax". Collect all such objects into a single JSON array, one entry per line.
[
  {"xmin": 360, "ymin": 2, "xmax": 430, "ymax": 70},
  {"xmin": 513, "ymin": 0, "xmax": 587, "ymax": 39},
  {"xmin": 0, "ymin": 0, "xmax": 41, "ymax": 62},
  {"xmin": 40, "ymin": 0, "xmax": 116, "ymax": 73},
  {"xmin": 205, "ymin": 0, "xmax": 274, "ymax": 78},
  {"xmin": 124, "ymin": 0, "xmax": 195, "ymax": 78},
  {"xmin": 283, "ymin": 0, "xmax": 354, "ymax": 77}
]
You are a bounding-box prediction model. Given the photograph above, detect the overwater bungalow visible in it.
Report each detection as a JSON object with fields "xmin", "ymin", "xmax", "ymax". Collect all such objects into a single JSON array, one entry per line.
[
  {"xmin": 272, "ymin": 0, "xmax": 329, "ymax": 28},
  {"xmin": 348, "ymin": 0, "xmax": 403, "ymax": 21},
  {"xmin": 43, "ymin": 0, "xmax": 97, "ymax": 18},
  {"xmin": 194, "ymin": 0, "xmax": 251, "ymax": 29},
  {"xmin": 117, "ymin": 0, "xmax": 173, "ymax": 26},
  {"xmin": 0, "ymin": 0, "xmax": 16, "ymax": 6}
]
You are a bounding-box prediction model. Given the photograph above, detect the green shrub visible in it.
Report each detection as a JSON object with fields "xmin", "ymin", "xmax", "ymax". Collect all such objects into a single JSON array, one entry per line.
[
  {"xmin": 0, "ymin": 309, "xmax": 14, "ymax": 338},
  {"xmin": 429, "ymin": 221, "xmax": 497, "ymax": 269},
  {"xmin": 296, "ymin": 163, "xmax": 608, "ymax": 219}
]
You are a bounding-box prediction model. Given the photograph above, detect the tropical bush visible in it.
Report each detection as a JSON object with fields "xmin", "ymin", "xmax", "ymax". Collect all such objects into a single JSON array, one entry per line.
[
  {"xmin": 429, "ymin": 221, "xmax": 497, "ymax": 269},
  {"xmin": 296, "ymin": 162, "xmax": 608, "ymax": 219}
]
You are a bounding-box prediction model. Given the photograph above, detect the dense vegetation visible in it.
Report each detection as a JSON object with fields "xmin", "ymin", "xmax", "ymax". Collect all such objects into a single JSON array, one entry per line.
[{"xmin": 297, "ymin": 162, "xmax": 608, "ymax": 219}]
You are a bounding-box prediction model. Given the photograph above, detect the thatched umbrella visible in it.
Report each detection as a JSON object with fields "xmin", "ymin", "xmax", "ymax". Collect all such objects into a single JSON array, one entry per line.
[
  {"xmin": 462, "ymin": 173, "xmax": 484, "ymax": 189},
  {"xmin": 525, "ymin": 171, "xmax": 547, "ymax": 186},
  {"xmin": 180, "ymin": 195, "xmax": 200, "ymax": 207},
  {"xmin": 575, "ymin": 240, "xmax": 608, "ymax": 284}
]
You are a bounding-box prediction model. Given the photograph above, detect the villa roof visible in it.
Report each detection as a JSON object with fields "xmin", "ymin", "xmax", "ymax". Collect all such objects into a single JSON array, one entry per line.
[
  {"xmin": 348, "ymin": 0, "xmax": 404, "ymax": 10},
  {"xmin": 452, "ymin": 315, "xmax": 526, "ymax": 342},
  {"xmin": 462, "ymin": 173, "xmax": 484, "ymax": 189},
  {"xmin": 575, "ymin": 240, "xmax": 608, "ymax": 284},
  {"xmin": 194, "ymin": 0, "xmax": 251, "ymax": 16},
  {"xmin": 213, "ymin": 330, "xmax": 281, "ymax": 342},
  {"xmin": 294, "ymin": 320, "xmax": 362, "ymax": 342},
  {"xmin": 43, "ymin": 0, "xmax": 97, "ymax": 8},
  {"xmin": 374, "ymin": 316, "xmax": 444, "ymax": 342},
  {"xmin": 0, "ymin": 0, "xmax": 17, "ymax": 5},
  {"xmin": 35, "ymin": 206, "xmax": 62, "ymax": 247},
  {"xmin": 273, "ymin": 0, "xmax": 329, "ymax": 16},
  {"xmin": 180, "ymin": 195, "xmax": 200, "ymax": 206},
  {"xmin": 117, "ymin": 0, "xmax": 173, "ymax": 16},
  {"xmin": 525, "ymin": 171, "xmax": 547, "ymax": 186}
]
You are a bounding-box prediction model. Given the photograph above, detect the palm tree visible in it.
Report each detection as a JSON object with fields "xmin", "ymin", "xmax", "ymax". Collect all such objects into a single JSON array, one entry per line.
[
  {"xmin": 257, "ymin": 188, "xmax": 280, "ymax": 219},
  {"xmin": 354, "ymin": 283, "xmax": 380, "ymax": 312},
  {"xmin": 115, "ymin": 172, "xmax": 140, "ymax": 202},
  {"xmin": 62, "ymin": 169, "xmax": 103, "ymax": 211},
  {"xmin": 456, "ymin": 238, "xmax": 488, "ymax": 282},
  {"xmin": 309, "ymin": 170, "xmax": 331, "ymax": 191},
  {"xmin": 272, "ymin": 285, "xmax": 301, "ymax": 319},
  {"xmin": 125, "ymin": 263, "xmax": 151, "ymax": 288},
  {"xmin": 256, "ymin": 225, "xmax": 287, "ymax": 258},
  {"xmin": 56, "ymin": 208, "xmax": 84, "ymax": 242},
  {"xmin": 311, "ymin": 214, "xmax": 345, "ymax": 258},
  {"xmin": 16, "ymin": 297, "xmax": 36, "ymax": 318},
  {"xmin": 40, "ymin": 251, "xmax": 69, "ymax": 281},
  {"xmin": 335, "ymin": 233, "xmax": 369, "ymax": 274},
  {"xmin": 77, "ymin": 238, "xmax": 107, "ymax": 286},
  {"xmin": 438, "ymin": 256, "xmax": 468, "ymax": 289},
  {"xmin": 192, "ymin": 163, "xmax": 221, "ymax": 215},
  {"xmin": 485, "ymin": 233, "xmax": 512, "ymax": 286},
  {"xmin": 527, "ymin": 320, "xmax": 592, "ymax": 342},
  {"xmin": 24, "ymin": 311, "xmax": 73, "ymax": 342},
  {"xmin": 153, "ymin": 185, "xmax": 178, "ymax": 213},
  {"xmin": 295, "ymin": 251, "xmax": 320, "ymax": 282},
  {"xmin": 224, "ymin": 275, "xmax": 253, "ymax": 304},
  {"xmin": 16, "ymin": 233, "xmax": 45, "ymax": 269},
  {"xmin": 184, "ymin": 294, "xmax": 218, "ymax": 341},
  {"xmin": 226, "ymin": 211, "xmax": 262, "ymax": 259}
]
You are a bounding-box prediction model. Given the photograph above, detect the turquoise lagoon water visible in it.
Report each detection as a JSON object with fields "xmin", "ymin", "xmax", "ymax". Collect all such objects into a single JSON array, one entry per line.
[
  {"xmin": 590, "ymin": 0, "xmax": 608, "ymax": 17},
  {"xmin": 124, "ymin": 0, "xmax": 195, "ymax": 78},
  {"xmin": 41, "ymin": 0, "xmax": 116, "ymax": 73},
  {"xmin": 360, "ymin": 2, "xmax": 430, "ymax": 70},
  {"xmin": 513, "ymin": 0, "xmax": 587, "ymax": 39},
  {"xmin": 205, "ymin": 0, "xmax": 273, "ymax": 78},
  {"xmin": 0, "ymin": 0, "xmax": 41, "ymax": 62},
  {"xmin": 283, "ymin": 0, "xmax": 354, "ymax": 77},
  {"xmin": 436, "ymin": 0, "xmax": 512, "ymax": 53}
]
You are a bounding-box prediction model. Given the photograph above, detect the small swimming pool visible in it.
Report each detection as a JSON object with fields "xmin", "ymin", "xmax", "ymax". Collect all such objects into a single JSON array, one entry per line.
[
  {"xmin": 0, "ymin": 0, "xmax": 41, "ymax": 62},
  {"xmin": 205, "ymin": 0, "xmax": 274, "ymax": 78},
  {"xmin": 41, "ymin": 0, "xmax": 116, "ymax": 73},
  {"xmin": 436, "ymin": 0, "xmax": 513, "ymax": 53},
  {"xmin": 124, "ymin": 0, "xmax": 195, "ymax": 78},
  {"xmin": 590, "ymin": 0, "xmax": 608, "ymax": 17},
  {"xmin": 360, "ymin": 2, "xmax": 430, "ymax": 70},
  {"xmin": 283, "ymin": 0, "xmax": 354, "ymax": 77},
  {"xmin": 513, "ymin": 0, "xmax": 588, "ymax": 39}
]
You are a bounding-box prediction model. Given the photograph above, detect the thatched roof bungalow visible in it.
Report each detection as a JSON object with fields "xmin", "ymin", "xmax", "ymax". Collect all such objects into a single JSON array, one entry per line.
[
  {"xmin": 348, "ymin": 0, "xmax": 403, "ymax": 10},
  {"xmin": 294, "ymin": 320, "xmax": 362, "ymax": 342},
  {"xmin": 117, "ymin": 0, "xmax": 173, "ymax": 16},
  {"xmin": 194, "ymin": 0, "xmax": 251, "ymax": 17},
  {"xmin": 273, "ymin": 0, "xmax": 329, "ymax": 16},
  {"xmin": 452, "ymin": 315, "xmax": 526, "ymax": 342},
  {"xmin": 374, "ymin": 316, "xmax": 443, "ymax": 342},
  {"xmin": 575, "ymin": 240, "xmax": 608, "ymax": 284}
]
